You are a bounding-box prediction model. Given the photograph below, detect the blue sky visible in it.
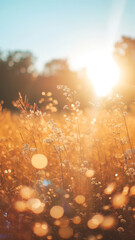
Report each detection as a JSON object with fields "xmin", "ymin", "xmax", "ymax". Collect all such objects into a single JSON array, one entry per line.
[{"xmin": 0, "ymin": 0, "xmax": 135, "ymax": 71}]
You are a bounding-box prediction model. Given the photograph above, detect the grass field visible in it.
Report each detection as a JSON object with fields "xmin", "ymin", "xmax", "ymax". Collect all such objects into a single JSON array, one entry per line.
[{"xmin": 0, "ymin": 89, "xmax": 135, "ymax": 240}]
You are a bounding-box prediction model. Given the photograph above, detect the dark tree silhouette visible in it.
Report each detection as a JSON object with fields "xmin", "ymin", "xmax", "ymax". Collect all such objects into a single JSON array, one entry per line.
[
  {"xmin": 0, "ymin": 51, "xmax": 94, "ymax": 111},
  {"xmin": 114, "ymin": 36, "xmax": 135, "ymax": 85},
  {"xmin": 44, "ymin": 59, "xmax": 69, "ymax": 76},
  {"xmin": 0, "ymin": 51, "xmax": 36, "ymax": 109}
]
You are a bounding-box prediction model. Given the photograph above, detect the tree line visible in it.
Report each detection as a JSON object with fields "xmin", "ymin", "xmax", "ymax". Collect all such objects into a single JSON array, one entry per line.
[{"xmin": 1, "ymin": 36, "xmax": 135, "ymax": 110}]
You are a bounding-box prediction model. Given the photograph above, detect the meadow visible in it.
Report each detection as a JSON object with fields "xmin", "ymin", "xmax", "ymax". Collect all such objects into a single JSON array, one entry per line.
[{"xmin": 0, "ymin": 87, "xmax": 135, "ymax": 240}]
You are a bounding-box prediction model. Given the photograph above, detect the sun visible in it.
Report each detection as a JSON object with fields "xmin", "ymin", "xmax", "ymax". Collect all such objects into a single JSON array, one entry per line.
[{"xmin": 87, "ymin": 49, "xmax": 120, "ymax": 97}]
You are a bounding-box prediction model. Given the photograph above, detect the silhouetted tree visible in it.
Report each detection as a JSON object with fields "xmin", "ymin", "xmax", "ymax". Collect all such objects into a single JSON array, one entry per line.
[
  {"xmin": 44, "ymin": 59, "xmax": 69, "ymax": 76},
  {"xmin": 0, "ymin": 51, "xmax": 36, "ymax": 109},
  {"xmin": 114, "ymin": 36, "xmax": 135, "ymax": 85},
  {"xmin": 0, "ymin": 51, "xmax": 94, "ymax": 111}
]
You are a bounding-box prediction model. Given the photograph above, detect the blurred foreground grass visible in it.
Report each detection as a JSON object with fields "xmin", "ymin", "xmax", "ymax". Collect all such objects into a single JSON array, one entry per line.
[{"xmin": 0, "ymin": 89, "xmax": 135, "ymax": 240}]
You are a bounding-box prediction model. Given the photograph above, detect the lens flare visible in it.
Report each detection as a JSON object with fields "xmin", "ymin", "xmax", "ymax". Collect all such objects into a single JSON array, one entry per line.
[{"xmin": 87, "ymin": 49, "xmax": 119, "ymax": 97}]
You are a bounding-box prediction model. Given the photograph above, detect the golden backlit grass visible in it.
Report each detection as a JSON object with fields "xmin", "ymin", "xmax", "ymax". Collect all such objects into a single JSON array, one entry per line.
[{"xmin": 0, "ymin": 92, "xmax": 135, "ymax": 239}]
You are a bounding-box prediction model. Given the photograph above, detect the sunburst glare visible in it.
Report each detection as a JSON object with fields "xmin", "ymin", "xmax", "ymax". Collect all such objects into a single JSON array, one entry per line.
[{"xmin": 87, "ymin": 49, "xmax": 120, "ymax": 97}]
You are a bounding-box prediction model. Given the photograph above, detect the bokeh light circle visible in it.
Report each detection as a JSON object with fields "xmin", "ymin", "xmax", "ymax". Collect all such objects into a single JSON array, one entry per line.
[{"xmin": 31, "ymin": 154, "xmax": 48, "ymax": 169}]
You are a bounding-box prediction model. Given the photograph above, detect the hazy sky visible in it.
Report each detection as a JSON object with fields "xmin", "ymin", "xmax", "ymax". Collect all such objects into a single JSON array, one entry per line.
[{"xmin": 0, "ymin": 0, "xmax": 135, "ymax": 71}]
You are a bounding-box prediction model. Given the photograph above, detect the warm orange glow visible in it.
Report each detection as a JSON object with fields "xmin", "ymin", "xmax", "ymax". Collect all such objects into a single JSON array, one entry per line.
[
  {"xmin": 27, "ymin": 198, "xmax": 45, "ymax": 214},
  {"xmin": 104, "ymin": 182, "xmax": 116, "ymax": 195},
  {"xmin": 33, "ymin": 222, "xmax": 48, "ymax": 237},
  {"xmin": 59, "ymin": 217, "xmax": 70, "ymax": 228},
  {"xmin": 87, "ymin": 214, "xmax": 104, "ymax": 229},
  {"xmin": 100, "ymin": 216, "xmax": 116, "ymax": 230},
  {"xmin": 112, "ymin": 193, "xmax": 128, "ymax": 209},
  {"xmin": 130, "ymin": 185, "xmax": 135, "ymax": 196},
  {"xmin": 74, "ymin": 195, "xmax": 85, "ymax": 204},
  {"xmin": 58, "ymin": 227, "xmax": 73, "ymax": 239},
  {"xmin": 50, "ymin": 205, "xmax": 64, "ymax": 219},
  {"xmin": 14, "ymin": 201, "xmax": 27, "ymax": 212},
  {"xmin": 72, "ymin": 216, "xmax": 81, "ymax": 224},
  {"xmin": 85, "ymin": 169, "xmax": 95, "ymax": 178},
  {"xmin": 31, "ymin": 154, "xmax": 48, "ymax": 169},
  {"xmin": 20, "ymin": 186, "xmax": 35, "ymax": 199}
]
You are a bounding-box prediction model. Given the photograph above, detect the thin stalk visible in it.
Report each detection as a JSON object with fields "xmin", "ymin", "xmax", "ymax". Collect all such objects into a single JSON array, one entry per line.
[
  {"xmin": 76, "ymin": 113, "xmax": 83, "ymax": 164},
  {"xmin": 93, "ymin": 137, "xmax": 102, "ymax": 183},
  {"xmin": 53, "ymin": 143, "xmax": 64, "ymax": 190},
  {"xmin": 122, "ymin": 113, "xmax": 132, "ymax": 150}
]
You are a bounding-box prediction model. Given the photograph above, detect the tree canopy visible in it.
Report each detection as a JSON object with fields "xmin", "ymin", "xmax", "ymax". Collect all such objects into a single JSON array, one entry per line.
[
  {"xmin": 44, "ymin": 59, "xmax": 69, "ymax": 76},
  {"xmin": 114, "ymin": 36, "xmax": 135, "ymax": 85},
  {"xmin": 0, "ymin": 51, "xmax": 36, "ymax": 109},
  {"xmin": 0, "ymin": 51, "xmax": 94, "ymax": 110}
]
